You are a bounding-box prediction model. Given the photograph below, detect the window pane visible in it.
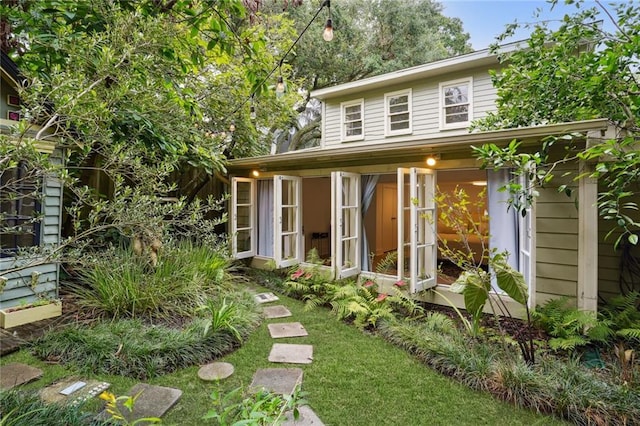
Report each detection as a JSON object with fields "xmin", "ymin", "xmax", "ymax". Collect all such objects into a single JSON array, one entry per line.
[
  {"xmin": 390, "ymin": 104, "xmax": 408, "ymax": 114},
  {"xmin": 237, "ymin": 230, "xmax": 251, "ymax": 252},
  {"xmin": 236, "ymin": 206, "xmax": 251, "ymax": 228},
  {"xmin": 346, "ymin": 122, "xmax": 362, "ymax": 136},
  {"xmin": 444, "ymin": 85, "xmax": 468, "ymax": 106},
  {"xmin": 345, "ymin": 105, "xmax": 361, "ymax": 118},
  {"xmin": 445, "ymin": 105, "xmax": 469, "ymax": 123},
  {"xmin": 389, "ymin": 95, "xmax": 408, "ymax": 105},
  {"xmin": 236, "ymin": 181, "xmax": 251, "ymax": 204}
]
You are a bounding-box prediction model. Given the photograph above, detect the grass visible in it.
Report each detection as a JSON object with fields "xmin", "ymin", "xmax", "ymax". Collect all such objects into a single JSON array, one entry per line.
[{"xmin": 1, "ymin": 286, "xmax": 566, "ymax": 425}]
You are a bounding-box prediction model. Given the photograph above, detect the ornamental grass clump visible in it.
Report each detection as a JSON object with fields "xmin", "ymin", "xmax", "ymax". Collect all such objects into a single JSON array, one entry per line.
[
  {"xmin": 70, "ymin": 242, "xmax": 236, "ymax": 320},
  {"xmin": 0, "ymin": 389, "xmax": 92, "ymax": 425}
]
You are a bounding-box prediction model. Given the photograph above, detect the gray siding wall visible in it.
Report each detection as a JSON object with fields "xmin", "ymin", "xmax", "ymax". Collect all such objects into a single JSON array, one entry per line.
[
  {"xmin": 1, "ymin": 148, "xmax": 63, "ymax": 309},
  {"xmin": 322, "ymin": 66, "xmax": 497, "ymax": 148},
  {"xmin": 535, "ymin": 162, "xmax": 580, "ymax": 305},
  {"xmin": 597, "ymin": 187, "xmax": 640, "ymax": 301}
]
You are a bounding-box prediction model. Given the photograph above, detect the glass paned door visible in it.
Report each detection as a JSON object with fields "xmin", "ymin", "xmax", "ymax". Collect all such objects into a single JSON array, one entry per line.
[
  {"xmin": 274, "ymin": 175, "xmax": 302, "ymax": 268},
  {"xmin": 231, "ymin": 177, "xmax": 256, "ymax": 259},
  {"xmin": 397, "ymin": 168, "xmax": 437, "ymax": 293},
  {"xmin": 332, "ymin": 172, "xmax": 361, "ymax": 279}
]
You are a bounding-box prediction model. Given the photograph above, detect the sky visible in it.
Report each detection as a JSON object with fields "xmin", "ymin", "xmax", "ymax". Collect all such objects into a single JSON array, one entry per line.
[{"xmin": 440, "ymin": 0, "xmax": 617, "ymax": 50}]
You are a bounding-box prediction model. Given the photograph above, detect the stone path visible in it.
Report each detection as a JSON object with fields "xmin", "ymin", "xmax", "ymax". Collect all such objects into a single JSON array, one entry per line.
[
  {"xmin": 250, "ymin": 294, "xmax": 325, "ymax": 425},
  {"xmin": 0, "ymin": 289, "xmax": 324, "ymax": 424}
]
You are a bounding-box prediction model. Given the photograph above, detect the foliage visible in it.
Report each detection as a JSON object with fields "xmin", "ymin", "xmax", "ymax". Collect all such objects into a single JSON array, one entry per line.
[
  {"xmin": 282, "ymin": 259, "xmax": 423, "ymax": 329},
  {"xmin": 99, "ymin": 391, "xmax": 160, "ymax": 425},
  {"xmin": 534, "ymin": 293, "xmax": 640, "ymax": 352},
  {"xmin": 0, "ymin": 389, "xmax": 92, "ymax": 426},
  {"xmin": 198, "ymin": 298, "xmax": 245, "ymax": 343},
  {"xmin": 203, "ymin": 385, "xmax": 306, "ymax": 425},
  {"xmin": 435, "ymin": 186, "xmax": 535, "ymax": 363},
  {"xmin": 31, "ymin": 308, "xmax": 259, "ymax": 379},
  {"xmin": 0, "ymin": 0, "xmax": 301, "ymax": 281},
  {"xmin": 471, "ymin": 0, "xmax": 640, "ymax": 246},
  {"xmin": 600, "ymin": 291, "xmax": 640, "ymax": 347},
  {"xmin": 69, "ymin": 242, "xmax": 236, "ymax": 320},
  {"xmin": 260, "ymin": 0, "xmax": 472, "ymax": 152},
  {"xmin": 379, "ymin": 318, "xmax": 640, "ymax": 425}
]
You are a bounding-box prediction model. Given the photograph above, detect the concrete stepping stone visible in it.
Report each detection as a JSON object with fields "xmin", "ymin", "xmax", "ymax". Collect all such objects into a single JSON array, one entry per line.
[
  {"xmin": 268, "ymin": 343, "xmax": 313, "ymax": 364},
  {"xmin": 96, "ymin": 383, "xmax": 181, "ymax": 424},
  {"xmin": 263, "ymin": 305, "xmax": 292, "ymax": 319},
  {"xmin": 268, "ymin": 322, "xmax": 308, "ymax": 338},
  {"xmin": 250, "ymin": 368, "xmax": 303, "ymax": 395},
  {"xmin": 283, "ymin": 405, "xmax": 325, "ymax": 425},
  {"xmin": 254, "ymin": 292, "xmax": 279, "ymax": 304},
  {"xmin": 39, "ymin": 377, "xmax": 110, "ymax": 406},
  {"xmin": 0, "ymin": 362, "xmax": 43, "ymax": 390},
  {"xmin": 198, "ymin": 362, "xmax": 234, "ymax": 381}
]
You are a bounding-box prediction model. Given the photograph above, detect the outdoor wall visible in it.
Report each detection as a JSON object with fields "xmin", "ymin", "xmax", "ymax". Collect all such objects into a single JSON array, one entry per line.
[
  {"xmin": 0, "ymin": 76, "xmax": 20, "ymax": 120},
  {"xmin": 597, "ymin": 185, "xmax": 640, "ymax": 302},
  {"xmin": 321, "ymin": 66, "xmax": 497, "ymax": 149},
  {"xmin": 0, "ymin": 148, "xmax": 63, "ymax": 309},
  {"xmin": 534, "ymin": 161, "xmax": 580, "ymax": 306}
]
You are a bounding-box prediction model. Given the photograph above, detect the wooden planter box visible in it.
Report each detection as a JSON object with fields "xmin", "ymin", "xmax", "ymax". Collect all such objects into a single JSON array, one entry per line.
[{"xmin": 0, "ymin": 301, "xmax": 62, "ymax": 329}]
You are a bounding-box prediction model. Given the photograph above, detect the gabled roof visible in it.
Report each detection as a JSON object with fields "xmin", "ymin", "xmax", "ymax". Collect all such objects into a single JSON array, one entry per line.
[{"xmin": 310, "ymin": 41, "xmax": 525, "ymax": 100}]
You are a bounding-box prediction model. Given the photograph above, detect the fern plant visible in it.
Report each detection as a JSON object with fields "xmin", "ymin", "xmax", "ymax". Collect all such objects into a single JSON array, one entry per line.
[
  {"xmin": 533, "ymin": 298, "xmax": 614, "ymax": 352},
  {"xmin": 600, "ymin": 291, "xmax": 640, "ymax": 347}
]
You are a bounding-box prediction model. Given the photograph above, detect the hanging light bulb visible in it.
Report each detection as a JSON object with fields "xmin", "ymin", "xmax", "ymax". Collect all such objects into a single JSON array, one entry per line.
[
  {"xmin": 275, "ymin": 76, "xmax": 285, "ymax": 97},
  {"xmin": 250, "ymin": 105, "xmax": 256, "ymax": 120},
  {"xmin": 426, "ymin": 156, "xmax": 437, "ymax": 167},
  {"xmin": 229, "ymin": 121, "xmax": 236, "ymax": 132},
  {"xmin": 323, "ymin": 18, "xmax": 334, "ymax": 41}
]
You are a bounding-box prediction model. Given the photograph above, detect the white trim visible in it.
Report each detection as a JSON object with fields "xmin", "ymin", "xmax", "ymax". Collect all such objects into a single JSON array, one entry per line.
[
  {"xmin": 230, "ymin": 177, "xmax": 256, "ymax": 259},
  {"xmin": 385, "ymin": 89, "xmax": 412, "ymax": 137},
  {"xmin": 439, "ymin": 77, "xmax": 473, "ymax": 130},
  {"xmin": 332, "ymin": 171, "xmax": 361, "ymax": 278},
  {"xmin": 310, "ymin": 41, "xmax": 527, "ymax": 100},
  {"xmin": 340, "ymin": 99, "xmax": 364, "ymax": 142},
  {"xmin": 578, "ymin": 161, "xmax": 598, "ymax": 312}
]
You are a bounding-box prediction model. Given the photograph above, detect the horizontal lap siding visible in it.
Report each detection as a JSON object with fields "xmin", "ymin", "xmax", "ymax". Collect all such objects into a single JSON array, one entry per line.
[
  {"xmin": 0, "ymin": 149, "xmax": 63, "ymax": 309},
  {"xmin": 535, "ymin": 162, "xmax": 579, "ymax": 304},
  {"xmin": 597, "ymin": 183, "xmax": 640, "ymax": 301},
  {"xmin": 322, "ymin": 68, "xmax": 497, "ymax": 148}
]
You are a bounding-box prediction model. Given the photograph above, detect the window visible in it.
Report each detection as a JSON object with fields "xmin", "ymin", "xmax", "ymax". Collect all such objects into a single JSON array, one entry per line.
[
  {"xmin": 440, "ymin": 77, "xmax": 473, "ymax": 129},
  {"xmin": 1, "ymin": 163, "xmax": 41, "ymax": 255},
  {"xmin": 385, "ymin": 89, "xmax": 412, "ymax": 136},
  {"xmin": 341, "ymin": 99, "xmax": 364, "ymax": 141}
]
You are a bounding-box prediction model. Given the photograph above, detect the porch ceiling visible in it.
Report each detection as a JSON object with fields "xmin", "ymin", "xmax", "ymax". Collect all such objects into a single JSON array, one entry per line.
[{"xmin": 227, "ymin": 119, "xmax": 609, "ymax": 173}]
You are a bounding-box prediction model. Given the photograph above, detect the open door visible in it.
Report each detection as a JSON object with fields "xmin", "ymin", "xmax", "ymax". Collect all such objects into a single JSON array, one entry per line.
[
  {"xmin": 274, "ymin": 175, "xmax": 303, "ymax": 268},
  {"xmin": 230, "ymin": 177, "xmax": 256, "ymax": 259},
  {"xmin": 332, "ymin": 171, "xmax": 361, "ymax": 279},
  {"xmin": 397, "ymin": 167, "xmax": 437, "ymax": 293}
]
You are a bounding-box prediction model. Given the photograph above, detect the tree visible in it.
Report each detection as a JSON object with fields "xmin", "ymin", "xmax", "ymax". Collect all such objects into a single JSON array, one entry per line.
[
  {"xmin": 471, "ymin": 0, "xmax": 640, "ymax": 246},
  {"xmin": 0, "ymin": 0, "xmax": 300, "ymax": 271},
  {"xmin": 257, "ymin": 0, "xmax": 472, "ymax": 152}
]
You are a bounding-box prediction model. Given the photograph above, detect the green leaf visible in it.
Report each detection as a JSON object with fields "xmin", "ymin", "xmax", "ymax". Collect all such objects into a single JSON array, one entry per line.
[{"xmin": 495, "ymin": 264, "xmax": 528, "ymax": 305}]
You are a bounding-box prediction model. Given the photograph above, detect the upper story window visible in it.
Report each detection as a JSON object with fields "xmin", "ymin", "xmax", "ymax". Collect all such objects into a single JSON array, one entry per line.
[
  {"xmin": 440, "ymin": 77, "xmax": 473, "ymax": 130},
  {"xmin": 341, "ymin": 99, "xmax": 364, "ymax": 141},
  {"xmin": 385, "ymin": 89, "xmax": 412, "ymax": 136},
  {"xmin": 1, "ymin": 163, "xmax": 41, "ymax": 256}
]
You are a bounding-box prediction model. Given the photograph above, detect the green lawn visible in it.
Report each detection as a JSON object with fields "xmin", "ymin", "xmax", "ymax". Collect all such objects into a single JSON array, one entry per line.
[{"xmin": 1, "ymin": 286, "xmax": 566, "ymax": 425}]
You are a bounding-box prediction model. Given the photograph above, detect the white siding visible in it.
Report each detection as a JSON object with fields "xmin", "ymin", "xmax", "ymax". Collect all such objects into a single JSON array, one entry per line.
[{"xmin": 321, "ymin": 67, "xmax": 497, "ymax": 149}]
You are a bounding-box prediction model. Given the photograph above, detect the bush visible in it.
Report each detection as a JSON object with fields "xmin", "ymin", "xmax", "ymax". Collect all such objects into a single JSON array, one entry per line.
[{"xmin": 69, "ymin": 242, "xmax": 237, "ymax": 320}]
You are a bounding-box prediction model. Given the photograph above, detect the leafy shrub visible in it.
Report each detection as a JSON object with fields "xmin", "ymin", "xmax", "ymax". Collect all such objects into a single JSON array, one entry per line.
[
  {"xmin": 203, "ymin": 385, "xmax": 307, "ymax": 425},
  {"xmin": 533, "ymin": 298, "xmax": 614, "ymax": 352},
  {"xmin": 600, "ymin": 292, "xmax": 640, "ymax": 347},
  {"xmin": 70, "ymin": 242, "xmax": 236, "ymax": 320}
]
